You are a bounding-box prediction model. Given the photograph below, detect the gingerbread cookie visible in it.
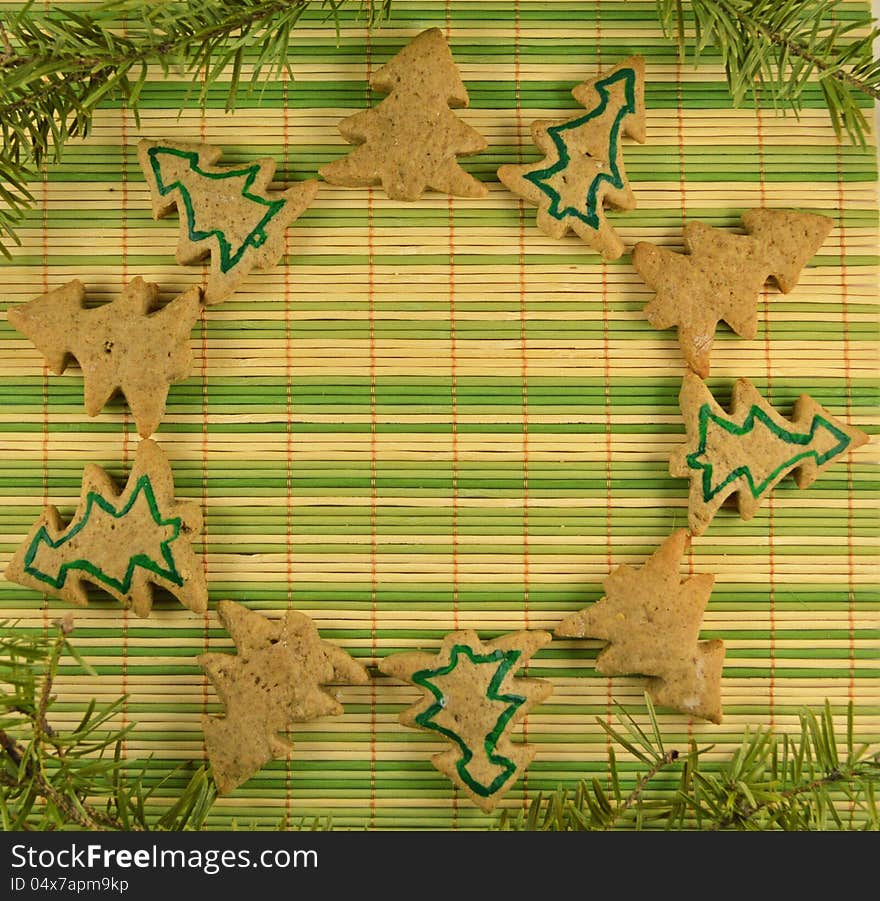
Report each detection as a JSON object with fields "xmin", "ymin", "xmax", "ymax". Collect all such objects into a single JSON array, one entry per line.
[
  {"xmin": 633, "ymin": 209, "xmax": 833, "ymax": 376},
  {"xmin": 138, "ymin": 139, "xmax": 318, "ymax": 304},
  {"xmin": 671, "ymin": 372, "xmax": 869, "ymax": 536},
  {"xmin": 379, "ymin": 629, "xmax": 552, "ymax": 813},
  {"xmin": 200, "ymin": 601, "xmax": 369, "ymax": 795},
  {"xmin": 319, "ymin": 28, "xmax": 488, "ymax": 201},
  {"xmin": 5, "ymin": 439, "xmax": 206, "ymax": 618},
  {"xmin": 497, "ymin": 56, "xmax": 646, "ymax": 260},
  {"xmin": 7, "ymin": 278, "xmax": 200, "ymax": 437},
  {"xmin": 556, "ymin": 530, "xmax": 724, "ymax": 723},
  {"xmin": 645, "ymin": 640, "xmax": 725, "ymax": 726}
]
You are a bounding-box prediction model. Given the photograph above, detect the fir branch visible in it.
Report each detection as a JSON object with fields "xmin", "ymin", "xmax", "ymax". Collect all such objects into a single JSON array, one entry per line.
[
  {"xmin": 689, "ymin": 702, "xmax": 880, "ymax": 830},
  {"xmin": 655, "ymin": 0, "xmax": 880, "ymax": 144},
  {"xmin": 4, "ymin": 621, "xmax": 878, "ymax": 831},
  {"xmin": 0, "ymin": 619, "xmax": 216, "ymax": 831},
  {"xmin": 0, "ymin": 0, "xmax": 390, "ymax": 258},
  {"xmin": 499, "ymin": 696, "xmax": 880, "ymax": 831},
  {"xmin": 617, "ymin": 749, "xmax": 680, "ymax": 821}
]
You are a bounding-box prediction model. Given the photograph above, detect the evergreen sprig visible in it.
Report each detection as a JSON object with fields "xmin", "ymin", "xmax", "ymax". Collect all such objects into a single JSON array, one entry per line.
[
  {"xmin": 0, "ymin": 0, "xmax": 878, "ymax": 258},
  {"xmin": 0, "ymin": 0, "xmax": 389, "ymax": 258},
  {"xmin": 0, "ymin": 618, "xmax": 216, "ymax": 831},
  {"xmin": 498, "ymin": 697, "xmax": 880, "ymax": 831},
  {"xmin": 2, "ymin": 622, "xmax": 878, "ymax": 831},
  {"xmin": 656, "ymin": 0, "xmax": 880, "ymax": 144}
]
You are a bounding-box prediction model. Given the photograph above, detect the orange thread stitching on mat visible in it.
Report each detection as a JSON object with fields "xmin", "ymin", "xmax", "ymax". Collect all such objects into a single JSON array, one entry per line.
[
  {"xmin": 513, "ymin": 2, "xmax": 530, "ymax": 626},
  {"xmin": 120, "ymin": 73, "xmax": 130, "ymax": 756},
  {"xmin": 283, "ymin": 71, "xmax": 294, "ymax": 827},
  {"xmin": 40, "ymin": 147, "xmax": 50, "ymax": 635},
  {"xmin": 834, "ymin": 120, "xmax": 857, "ymax": 702},
  {"xmin": 836, "ymin": 180, "xmax": 857, "ymax": 830},
  {"xmin": 39, "ymin": 165, "xmax": 50, "ymax": 636},
  {"xmin": 199, "ymin": 103, "xmax": 211, "ymax": 758},
  {"xmin": 445, "ymin": 4, "xmax": 460, "ymax": 825},
  {"xmin": 514, "ymin": 0, "xmax": 531, "ymax": 810},
  {"xmin": 368, "ymin": 210, "xmax": 378, "ymax": 827},
  {"xmin": 446, "ymin": 82, "xmax": 460, "ymax": 635},
  {"xmin": 674, "ymin": 45, "xmax": 696, "ymax": 744},
  {"xmin": 365, "ymin": 34, "xmax": 378, "ymax": 831},
  {"xmin": 756, "ymin": 95, "xmax": 777, "ymax": 729},
  {"xmin": 514, "ymin": 10, "xmax": 530, "ymax": 633},
  {"xmin": 831, "ymin": 6, "xmax": 857, "ymax": 828},
  {"xmin": 595, "ymin": 6, "xmax": 617, "ymax": 752},
  {"xmin": 602, "ymin": 255, "xmax": 615, "ymax": 733},
  {"xmin": 448, "ymin": 104, "xmax": 462, "ymax": 826}
]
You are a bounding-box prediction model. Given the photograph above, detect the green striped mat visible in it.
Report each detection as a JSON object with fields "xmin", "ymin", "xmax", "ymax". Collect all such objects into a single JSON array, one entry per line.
[{"xmin": 0, "ymin": 0, "xmax": 877, "ymax": 829}]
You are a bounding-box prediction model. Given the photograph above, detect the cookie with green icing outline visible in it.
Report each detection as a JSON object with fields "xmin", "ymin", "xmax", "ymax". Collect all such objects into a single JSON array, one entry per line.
[
  {"xmin": 5, "ymin": 439, "xmax": 206, "ymax": 618},
  {"xmin": 671, "ymin": 371, "xmax": 869, "ymax": 536},
  {"xmin": 138, "ymin": 139, "xmax": 318, "ymax": 304},
  {"xmin": 497, "ymin": 55, "xmax": 645, "ymax": 260},
  {"xmin": 379, "ymin": 629, "xmax": 552, "ymax": 813}
]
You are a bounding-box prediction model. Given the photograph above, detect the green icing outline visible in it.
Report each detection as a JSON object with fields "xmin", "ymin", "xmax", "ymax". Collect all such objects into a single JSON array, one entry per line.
[
  {"xmin": 687, "ymin": 403, "xmax": 852, "ymax": 503},
  {"xmin": 524, "ymin": 66, "xmax": 637, "ymax": 228},
  {"xmin": 148, "ymin": 145, "xmax": 286, "ymax": 274},
  {"xmin": 23, "ymin": 475, "xmax": 184, "ymax": 594},
  {"xmin": 412, "ymin": 644, "xmax": 526, "ymax": 798}
]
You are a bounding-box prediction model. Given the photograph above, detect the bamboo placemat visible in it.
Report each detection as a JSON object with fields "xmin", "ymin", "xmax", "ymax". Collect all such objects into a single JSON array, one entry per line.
[{"xmin": 0, "ymin": 0, "xmax": 877, "ymax": 829}]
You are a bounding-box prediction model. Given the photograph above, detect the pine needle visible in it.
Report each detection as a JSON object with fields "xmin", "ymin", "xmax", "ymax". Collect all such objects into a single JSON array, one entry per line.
[
  {"xmin": 0, "ymin": 620, "xmax": 212, "ymax": 830},
  {"xmin": 655, "ymin": 0, "xmax": 880, "ymax": 144},
  {"xmin": 0, "ymin": 0, "xmax": 390, "ymax": 258},
  {"xmin": 0, "ymin": 619, "xmax": 339, "ymax": 830},
  {"xmin": 500, "ymin": 695, "xmax": 880, "ymax": 831},
  {"xmin": 0, "ymin": 1, "xmax": 876, "ymax": 257}
]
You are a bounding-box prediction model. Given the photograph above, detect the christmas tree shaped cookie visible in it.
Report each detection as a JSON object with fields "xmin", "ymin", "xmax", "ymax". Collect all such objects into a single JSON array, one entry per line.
[
  {"xmin": 200, "ymin": 601, "xmax": 369, "ymax": 795},
  {"xmin": 7, "ymin": 278, "xmax": 200, "ymax": 437},
  {"xmin": 672, "ymin": 372, "xmax": 869, "ymax": 536},
  {"xmin": 6, "ymin": 439, "xmax": 207, "ymax": 618},
  {"xmin": 497, "ymin": 56, "xmax": 646, "ymax": 260},
  {"xmin": 379, "ymin": 629, "xmax": 552, "ymax": 812},
  {"xmin": 633, "ymin": 209, "xmax": 833, "ymax": 376},
  {"xmin": 319, "ymin": 28, "xmax": 488, "ymax": 201},
  {"xmin": 138, "ymin": 139, "xmax": 318, "ymax": 304},
  {"xmin": 556, "ymin": 530, "xmax": 724, "ymax": 723}
]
